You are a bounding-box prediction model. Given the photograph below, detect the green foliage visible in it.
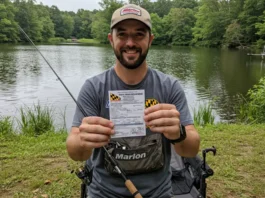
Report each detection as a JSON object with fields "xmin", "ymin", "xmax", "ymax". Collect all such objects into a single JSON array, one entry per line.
[
  {"xmin": 36, "ymin": 4, "xmax": 55, "ymax": 41},
  {"xmin": 152, "ymin": 0, "xmax": 173, "ymax": 17},
  {"xmin": 150, "ymin": 13, "xmax": 166, "ymax": 44},
  {"xmin": 223, "ymin": 20, "xmax": 243, "ymax": 48},
  {"xmin": 40, "ymin": 16, "xmax": 55, "ymax": 41},
  {"xmin": 73, "ymin": 9, "xmax": 93, "ymax": 39},
  {"xmin": 172, "ymin": 0, "xmax": 198, "ymax": 9},
  {"xmin": 193, "ymin": 103, "xmax": 215, "ymax": 126},
  {"xmin": 238, "ymin": 0, "xmax": 265, "ymax": 43},
  {"xmin": 129, "ymin": 0, "xmax": 153, "ymax": 12},
  {"xmin": 14, "ymin": 0, "xmax": 43, "ymax": 42},
  {"xmin": 18, "ymin": 103, "xmax": 55, "ymax": 136},
  {"xmin": 192, "ymin": 0, "xmax": 228, "ymax": 47},
  {"xmin": 49, "ymin": 5, "xmax": 64, "ymax": 38},
  {"xmin": 0, "ymin": 116, "xmax": 14, "ymax": 136},
  {"xmin": 0, "ymin": 0, "xmax": 264, "ymax": 47},
  {"xmin": 77, "ymin": 38, "xmax": 100, "ymax": 44},
  {"xmin": 236, "ymin": 77, "xmax": 265, "ymax": 123},
  {"xmin": 0, "ymin": 1, "xmax": 19, "ymax": 42},
  {"xmin": 256, "ymin": 39, "xmax": 265, "ymax": 48},
  {"xmin": 164, "ymin": 8, "xmax": 195, "ymax": 45},
  {"xmin": 48, "ymin": 37, "xmax": 65, "ymax": 43},
  {"xmin": 255, "ymin": 10, "xmax": 265, "ymax": 39},
  {"xmin": 91, "ymin": 11, "xmax": 110, "ymax": 43},
  {"xmin": 61, "ymin": 13, "xmax": 74, "ymax": 38},
  {"xmin": 91, "ymin": 0, "xmax": 123, "ymax": 43},
  {"xmin": 99, "ymin": 0, "xmax": 124, "ymax": 23}
]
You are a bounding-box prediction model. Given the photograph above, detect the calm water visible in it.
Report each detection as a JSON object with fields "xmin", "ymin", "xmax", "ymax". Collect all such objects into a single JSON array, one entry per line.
[{"xmin": 0, "ymin": 44, "xmax": 264, "ymax": 129}]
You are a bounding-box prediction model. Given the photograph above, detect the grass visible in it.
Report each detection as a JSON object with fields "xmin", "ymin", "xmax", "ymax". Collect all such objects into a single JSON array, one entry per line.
[
  {"xmin": 199, "ymin": 124, "xmax": 265, "ymax": 198},
  {"xmin": 77, "ymin": 38, "xmax": 100, "ymax": 44},
  {"xmin": 1, "ymin": 124, "xmax": 265, "ymax": 197},
  {"xmin": 46, "ymin": 38, "xmax": 100, "ymax": 45},
  {"xmin": 0, "ymin": 116, "xmax": 14, "ymax": 136},
  {"xmin": 47, "ymin": 37, "xmax": 66, "ymax": 44},
  {"xmin": 18, "ymin": 104, "xmax": 55, "ymax": 136},
  {"xmin": 0, "ymin": 132, "xmax": 82, "ymax": 198},
  {"xmin": 193, "ymin": 103, "xmax": 215, "ymax": 126}
]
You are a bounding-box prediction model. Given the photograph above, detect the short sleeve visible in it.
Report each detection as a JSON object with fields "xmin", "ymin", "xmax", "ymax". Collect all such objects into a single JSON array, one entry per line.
[{"xmin": 72, "ymin": 80, "xmax": 100, "ymax": 127}]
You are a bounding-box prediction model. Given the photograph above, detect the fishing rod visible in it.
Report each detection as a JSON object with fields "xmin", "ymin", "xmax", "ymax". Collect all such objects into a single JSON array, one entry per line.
[{"xmin": 18, "ymin": 25, "xmax": 143, "ymax": 198}]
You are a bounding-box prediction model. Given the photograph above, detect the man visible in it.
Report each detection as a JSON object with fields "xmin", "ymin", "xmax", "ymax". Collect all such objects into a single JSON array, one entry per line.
[{"xmin": 66, "ymin": 4, "xmax": 200, "ymax": 198}]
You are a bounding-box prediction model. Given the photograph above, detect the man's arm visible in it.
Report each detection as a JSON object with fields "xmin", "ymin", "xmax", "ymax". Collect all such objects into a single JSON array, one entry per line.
[
  {"xmin": 173, "ymin": 124, "xmax": 200, "ymax": 157},
  {"xmin": 144, "ymin": 104, "xmax": 200, "ymax": 158},
  {"xmin": 66, "ymin": 117, "xmax": 114, "ymax": 161},
  {"xmin": 66, "ymin": 127, "xmax": 93, "ymax": 161}
]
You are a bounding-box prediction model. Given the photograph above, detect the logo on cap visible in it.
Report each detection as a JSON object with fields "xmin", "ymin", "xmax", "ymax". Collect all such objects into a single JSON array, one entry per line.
[{"xmin": 120, "ymin": 7, "xmax": 141, "ymax": 16}]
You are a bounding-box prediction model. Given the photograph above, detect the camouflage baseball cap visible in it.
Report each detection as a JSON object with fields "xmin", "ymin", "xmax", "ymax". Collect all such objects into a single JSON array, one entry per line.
[{"xmin": 110, "ymin": 4, "xmax": 152, "ymax": 30}]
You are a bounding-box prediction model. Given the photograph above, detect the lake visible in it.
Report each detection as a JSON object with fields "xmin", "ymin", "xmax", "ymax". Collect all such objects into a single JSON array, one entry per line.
[{"xmin": 0, "ymin": 44, "xmax": 264, "ymax": 129}]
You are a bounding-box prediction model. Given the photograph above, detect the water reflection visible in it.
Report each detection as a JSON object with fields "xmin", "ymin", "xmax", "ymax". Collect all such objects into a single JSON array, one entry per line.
[
  {"xmin": 0, "ymin": 45, "xmax": 18, "ymax": 87},
  {"xmin": 148, "ymin": 46, "xmax": 195, "ymax": 83},
  {"xmin": 1, "ymin": 44, "xmax": 265, "ymax": 128}
]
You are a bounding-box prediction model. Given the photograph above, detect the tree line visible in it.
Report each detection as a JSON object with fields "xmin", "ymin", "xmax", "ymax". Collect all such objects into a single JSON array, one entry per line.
[{"xmin": 1, "ymin": 0, "xmax": 265, "ymax": 48}]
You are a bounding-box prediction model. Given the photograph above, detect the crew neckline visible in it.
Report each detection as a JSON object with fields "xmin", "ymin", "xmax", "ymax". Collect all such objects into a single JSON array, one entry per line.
[{"xmin": 111, "ymin": 66, "xmax": 151, "ymax": 89}]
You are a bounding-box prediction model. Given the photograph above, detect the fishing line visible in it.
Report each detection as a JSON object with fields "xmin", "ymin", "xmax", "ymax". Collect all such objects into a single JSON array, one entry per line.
[{"xmin": 18, "ymin": 25, "xmax": 142, "ymax": 198}]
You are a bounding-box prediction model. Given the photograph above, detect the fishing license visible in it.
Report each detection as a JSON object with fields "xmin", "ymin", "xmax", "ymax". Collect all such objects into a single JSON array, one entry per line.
[{"xmin": 109, "ymin": 90, "xmax": 146, "ymax": 138}]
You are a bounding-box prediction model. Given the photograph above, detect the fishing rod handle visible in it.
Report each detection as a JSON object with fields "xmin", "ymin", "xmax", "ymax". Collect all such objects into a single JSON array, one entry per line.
[{"xmin": 125, "ymin": 180, "xmax": 143, "ymax": 198}]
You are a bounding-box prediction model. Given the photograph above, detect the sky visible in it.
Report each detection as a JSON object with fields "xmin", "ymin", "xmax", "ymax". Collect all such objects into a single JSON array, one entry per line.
[
  {"xmin": 36, "ymin": 0, "xmax": 156, "ymax": 12},
  {"xmin": 36, "ymin": 0, "xmax": 103, "ymax": 12}
]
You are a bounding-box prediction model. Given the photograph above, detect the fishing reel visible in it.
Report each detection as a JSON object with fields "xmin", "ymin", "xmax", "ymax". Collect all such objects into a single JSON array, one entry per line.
[{"xmin": 73, "ymin": 165, "xmax": 93, "ymax": 186}]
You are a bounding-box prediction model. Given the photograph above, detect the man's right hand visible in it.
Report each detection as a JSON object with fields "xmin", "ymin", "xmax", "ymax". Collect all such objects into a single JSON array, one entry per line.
[
  {"xmin": 79, "ymin": 116, "xmax": 114, "ymax": 149},
  {"xmin": 66, "ymin": 116, "xmax": 114, "ymax": 161}
]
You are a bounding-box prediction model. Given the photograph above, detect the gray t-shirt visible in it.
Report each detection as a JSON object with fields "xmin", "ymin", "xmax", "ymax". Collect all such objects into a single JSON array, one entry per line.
[{"xmin": 72, "ymin": 67, "xmax": 193, "ymax": 198}]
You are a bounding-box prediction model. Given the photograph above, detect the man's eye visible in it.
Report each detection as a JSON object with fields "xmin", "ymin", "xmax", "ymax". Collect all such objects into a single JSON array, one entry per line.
[
  {"xmin": 118, "ymin": 33, "xmax": 126, "ymax": 38},
  {"xmin": 136, "ymin": 33, "xmax": 144, "ymax": 37}
]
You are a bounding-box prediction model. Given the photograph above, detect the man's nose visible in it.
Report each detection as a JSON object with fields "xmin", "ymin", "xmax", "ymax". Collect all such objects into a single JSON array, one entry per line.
[{"xmin": 125, "ymin": 36, "xmax": 135, "ymax": 47}]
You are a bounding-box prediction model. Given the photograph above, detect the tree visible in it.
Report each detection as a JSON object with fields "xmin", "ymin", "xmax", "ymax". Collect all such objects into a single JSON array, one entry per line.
[
  {"xmin": 99, "ymin": 0, "xmax": 124, "ymax": 23},
  {"xmin": 223, "ymin": 20, "xmax": 243, "ymax": 48},
  {"xmin": 49, "ymin": 5, "xmax": 64, "ymax": 38},
  {"xmin": 0, "ymin": 0, "xmax": 19, "ymax": 42},
  {"xmin": 255, "ymin": 11, "xmax": 265, "ymax": 38},
  {"xmin": 152, "ymin": 0, "xmax": 173, "ymax": 17},
  {"xmin": 164, "ymin": 8, "xmax": 195, "ymax": 45},
  {"xmin": 150, "ymin": 13, "xmax": 165, "ymax": 44},
  {"xmin": 223, "ymin": 0, "xmax": 244, "ymax": 20},
  {"xmin": 238, "ymin": 0, "xmax": 265, "ymax": 43},
  {"xmin": 61, "ymin": 13, "xmax": 74, "ymax": 38},
  {"xmin": 129, "ymin": 0, "xmax": 153, "ymax": 12},
  {"xmin": 192, "ymin": 0, "xmax": 227, "ymax": 47},
  {"xmin": 14, "ymin": 0, "xmax": 42, "ymax": 42},
  {"xmin": 255, "ymin": 10, "xmax": 265, "ymax": 48},
  {"xmin": 73, "ymin": 9, "xmax": 93, "ymax": 39},
  {"xmin": 91, "ymin": 0, "xmax": 123, "ymax": 43},
  {"xmin": 36, "ymin": 4, "xmax": 55, "ymax": 41},
  {"xmin": 91, "ymin": 11, "xmax": 110, "ymax": 43},
  {"xmin": 172, "ymin": 0, "xmax": 198, "ymax": 9}
]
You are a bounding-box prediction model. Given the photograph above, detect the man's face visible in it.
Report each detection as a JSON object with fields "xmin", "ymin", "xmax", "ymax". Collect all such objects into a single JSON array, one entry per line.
[{"xmin": 108, "ymin": 19, "xmax": 154, "ymax": 70}]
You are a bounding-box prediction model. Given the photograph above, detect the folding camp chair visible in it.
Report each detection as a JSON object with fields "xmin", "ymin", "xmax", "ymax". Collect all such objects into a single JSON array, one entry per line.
[{"xmin": 75, "ymin": 146, "xmax": 216, "ymax": 198}]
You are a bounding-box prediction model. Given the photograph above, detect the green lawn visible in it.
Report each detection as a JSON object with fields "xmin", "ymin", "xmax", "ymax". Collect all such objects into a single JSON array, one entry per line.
[{"xmin": 1, "ymin": 124, "xmax": 265, "ymax": 198}]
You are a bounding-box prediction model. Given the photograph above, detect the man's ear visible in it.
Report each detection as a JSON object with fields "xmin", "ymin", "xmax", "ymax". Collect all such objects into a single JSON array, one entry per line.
[
  {"xmin": 108, "ymin": 33, "xmax": 113, "ymax": 47},
  {"xmin": 149, "ymin": 34, "xmax": 154, "ymax": 47}
]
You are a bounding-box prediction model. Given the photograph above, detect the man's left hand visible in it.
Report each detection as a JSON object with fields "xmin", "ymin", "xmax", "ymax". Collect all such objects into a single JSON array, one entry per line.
[{"xmin": 144, "ymin": 104, "xmax": 180, "ymax": 140}]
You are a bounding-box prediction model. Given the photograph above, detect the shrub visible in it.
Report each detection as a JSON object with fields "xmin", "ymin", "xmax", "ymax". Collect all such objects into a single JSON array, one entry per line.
[
  {"xmin": 48, "ymin": 37, "xmax": 65, "ymax": 43},
  {"xmin": 193, "ymin": 103, "xmax": 215, "ymax": 126},
  {"xmin": 0, "ymin": 116, "xmax": 14, "ymax": 135},
  {"xmin": 18, "ymin": 103, "xmax": 55, "ymax": 136},
  {"xmin": 236, "ymin": 77, "xmax": 265, "ymax": 123}
]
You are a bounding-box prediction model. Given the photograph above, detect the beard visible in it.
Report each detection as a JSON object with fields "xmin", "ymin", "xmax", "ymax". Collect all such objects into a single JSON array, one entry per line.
[{"xmin": 113, "ymin": 47, "xmax": 149, "ymax": 70}]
